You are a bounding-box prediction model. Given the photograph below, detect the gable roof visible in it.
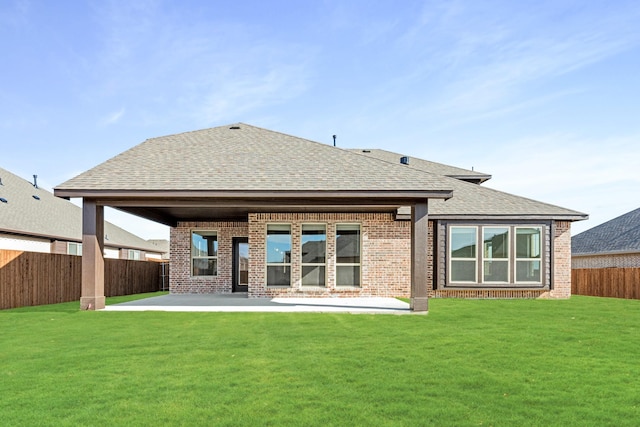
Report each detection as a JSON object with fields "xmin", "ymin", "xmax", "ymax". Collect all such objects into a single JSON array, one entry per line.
[
  {"xmin": 0, "ymin": 167, "xmax": 161, "ymax": 252},
  {"xmin": 572, "ymin": 208, "xmax": 640, "ymax": 255},
  {"xmin": 349, "ymin": 148, "xmax": 492, "ymax": 183},
  {"xmin": 54, "ymin": 123, "xmax": 586, "ymax": 224}
]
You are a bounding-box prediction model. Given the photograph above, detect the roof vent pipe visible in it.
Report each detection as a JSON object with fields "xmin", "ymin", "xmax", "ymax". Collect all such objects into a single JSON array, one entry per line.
[
  {"xmin": 33, "ymin": 175, "xmax": 38, "ymax": 188},
  {"xmin": 333, "ymin": 135, "xmax": 336, "ymax": 147},
  {"xmin": 400, "ymin": 156, "xmax": 409, "ymax": 165}
]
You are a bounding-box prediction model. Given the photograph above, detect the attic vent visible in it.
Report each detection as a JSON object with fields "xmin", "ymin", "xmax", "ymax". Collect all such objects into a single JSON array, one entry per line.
[
  {"xmin": 0, "ymin": 197, "xmax": 7, "ymax": 203},
  {"xmin": 362, "ymin": 150, "xmax": 371, "ymax": 153},
  {"xmin": 229, "ymin": 126, "xmax": 241, "ymax": 130},
  {"xmin": 33, "ymin": 195, "xmax": 40, "ymax": 200},
  {"xmin": 400, "ymin": 156, "xmax": 410, "ymax": 165}
]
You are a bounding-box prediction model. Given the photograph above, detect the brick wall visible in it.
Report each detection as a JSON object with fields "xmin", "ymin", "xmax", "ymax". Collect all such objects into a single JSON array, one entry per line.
[
  {"xmin": 169, "ymin": 215, "xmax": 574, "ymax": 300},
  {"xmin": 170, "ymin": 221, "xmax": 248, "ymax": 293},
  {"xmin": 549, "ymin": 220, "xmax": 571, "ymax": 298},
  {"xmin": 572, "ymin": 253, "xmax": 640, "ymax": 269},
  {"xmin": 248, "ymin": 212, "xmax": 412, "ymax": 298}
]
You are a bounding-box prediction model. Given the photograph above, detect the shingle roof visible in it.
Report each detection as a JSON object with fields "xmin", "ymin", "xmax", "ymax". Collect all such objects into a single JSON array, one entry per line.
[
  {"xmin": 572, "ymin": 208, "xmax": 640, "ymax": 255},
  {"xmin": 56, "ymin": 123, "xmax": 454, "ymax": 192},
  {"xmin": 349, "ymin": 148, "xmax": 491, "ymax": 183},
  {"xmin": 54, "ymin": 122, "xmax": 586, "ymax": 220},
  {"xmin": 0, "ymin": 167, "xmax": 161, "ymax": 252}
]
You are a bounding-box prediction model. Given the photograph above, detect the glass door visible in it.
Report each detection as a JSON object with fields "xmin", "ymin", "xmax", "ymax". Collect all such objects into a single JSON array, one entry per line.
[{"xmin": 232, "ymin": 237, "xmax": 249, "ymax": 292}]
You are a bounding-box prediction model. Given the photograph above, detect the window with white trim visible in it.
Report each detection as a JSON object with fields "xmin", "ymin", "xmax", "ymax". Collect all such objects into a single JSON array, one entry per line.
[
  {"xmin": 191, "ymin": 231, "xmax": 217, "ymax": 276},
  {"xmin": 483, "ymin": 227, "xmax": 509, "ymax": 283},
  {"xmin": 266, "ymin": 224, "xmax": 291, "ymax": 286},
  {"xmin": 67, "ymin": 242, "xmax": 82, "ymax": 256},
  {"xmin": 448, "ymin": 225, "xmax": 543, "ymax": 286},
  {"xmin": 336, "ymin": 224, "xmax": 361, "ymax": 287},
  {"xmin": 128, "ymin": 249, "xmax": 141, "ymax": 260},
  {"xmin": 301, "ymin": 224, "xmax": 326, "ymax": 287},
  {"xmin": 516, "ymin": 227, "xmax": 542, "ymax": 283}
]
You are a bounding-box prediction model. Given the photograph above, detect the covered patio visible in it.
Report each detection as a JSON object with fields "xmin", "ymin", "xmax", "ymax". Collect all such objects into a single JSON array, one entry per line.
[{"xmin": 54, "ymin": 124, "xmax": 456, "ymax": 313}]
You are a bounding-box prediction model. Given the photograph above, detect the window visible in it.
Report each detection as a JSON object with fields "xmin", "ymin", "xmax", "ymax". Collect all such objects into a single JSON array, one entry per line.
[
  {"xmin": 450, "ymin": 227, "xmax": 477, "ymax": 282},
  {"xmin": 301, "ymin": 224, "xmax": 326, "ymax": 286},
  {"xmin": 449, "ymin": 225, "xmax": 543, "ymax": 286},
  {"xmin": 266, "ymin": 224, "xmax": 291, "ymax": 286},
  {"xmin": 128, "ymin": 249, "xmax": 141, "ymax": 260},
  {"xmin": 516, "ymin": 227, "xmax": 541, "ymax": 283},
  {"xmin": 336, "ymin": 224, "xmax": 361, "ymax": 287},
  {"xmin": 483, "ymin": 227, "xmax": 509, "ymax": 283},
  {"xmin": 67, "ymin": 242, "xmax": 82, "ymax": 256},
  {"xmin": 192, "ymin": 231, "xmax": 217, "ymax": 276}
]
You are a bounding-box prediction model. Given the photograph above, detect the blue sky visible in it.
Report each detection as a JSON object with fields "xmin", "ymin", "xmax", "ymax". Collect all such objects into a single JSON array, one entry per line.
[{"xmin": 2, "ymin": 0, "xmax": 639, "ymax": 240}]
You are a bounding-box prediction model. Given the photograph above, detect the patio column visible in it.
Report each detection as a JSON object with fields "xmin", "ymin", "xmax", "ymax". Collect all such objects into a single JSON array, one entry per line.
[
  {"xmin": 410, "ymin": 200, "xmax": 429, "ymax": 312},
  {"xmin": 81, "ymin": 198, "xmax": 105, "ymax": 310}
]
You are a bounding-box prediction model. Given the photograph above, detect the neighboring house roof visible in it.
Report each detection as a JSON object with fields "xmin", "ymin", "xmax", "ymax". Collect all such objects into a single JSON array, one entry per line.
[
  {"xmin": 349, "ymin": 148, "xmax": 492, "ymax": 183},
  {"xmin": 572, "ymin": 208, "xmax": 640, "ymax": 255},
  {"xmin": 0, "ymin": 166, "xmax": 160, "ymax": 253},
  {"xmin": 54, "ymin": 123, "xmax": 587, "ymax": 223}
]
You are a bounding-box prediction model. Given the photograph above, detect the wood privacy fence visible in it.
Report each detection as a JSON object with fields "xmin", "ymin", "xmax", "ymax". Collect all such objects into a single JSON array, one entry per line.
[
  {"xmin": 0, "ymin": 250, "xmax": 166, "ymax": 310},
  {"xmin": 572, "ymin": 267, "xmax": 640, "ymax": 299}
]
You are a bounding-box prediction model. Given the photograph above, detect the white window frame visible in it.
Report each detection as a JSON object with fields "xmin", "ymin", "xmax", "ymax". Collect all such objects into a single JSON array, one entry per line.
[
  {"xmin": 449, "ymin": 226, "xmax": 478, "ymax": 283},
  {"xmin": 335, "ymin": 223, "xmax": 362, "ymax": 287},
  {"xmin": 191, "ymin": 230, "xmax": 218, "ymax": 277},
  {"xmin": 128, "ymin": 249, "xmax": 141, "ymax": 260},
  {"xmin": 266, "ymin": 224, "xmax": 292, "ymax": 287},
  {"xmin": 67, "ymin": 242, "xmax": 82, "ymax": 256},
  {"xmin": 448, "ymin": 225, "xmax": 545, "ymax": 287},
  {"xmin": 481, "ymin": 226, "xmax": 510, "ymax": 284},
  {"xmin": 301, "ymin": 224, "xmax": 327, "ymax": 287},
  {"xmin": 514, "ymin": 226, "xmax": 543, "ymax": 285}
]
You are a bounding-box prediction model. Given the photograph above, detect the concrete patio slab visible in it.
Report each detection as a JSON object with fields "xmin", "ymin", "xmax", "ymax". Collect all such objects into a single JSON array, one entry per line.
[{"xmin": 103, "ymin": 294, "xmax": 413, "ymax": 314}]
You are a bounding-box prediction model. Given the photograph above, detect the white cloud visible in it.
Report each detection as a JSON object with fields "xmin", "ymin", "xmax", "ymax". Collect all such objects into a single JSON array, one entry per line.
[
  {"xmin": 100, "ymin": 107, "xmax": 125, "ymax": 126},
  {"xmin": 86, "ymin": 2, "xmax": 314, "ymax": 127}
]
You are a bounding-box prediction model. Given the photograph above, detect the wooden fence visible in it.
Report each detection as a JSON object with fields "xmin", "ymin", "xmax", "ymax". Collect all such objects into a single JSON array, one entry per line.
[
  {"xmin": 0, "ymin": 250, "xmax": 167, "ymax": 310},
  {"xmin": 572, "ymin": 267, "xmax": 640, "ymax": 299}
]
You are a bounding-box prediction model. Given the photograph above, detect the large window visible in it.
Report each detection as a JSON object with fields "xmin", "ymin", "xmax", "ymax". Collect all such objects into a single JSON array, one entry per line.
[
  {"xmin": 449, "ymin": 225, "xmax": 543, "ymax": 286},
  {"xmin": 266, "ymin": 224, "xmax": 291, "ymax": 286},
  {"xmin": 301, "ymin": 224, "xmax": 326, "ymax": 287},
  {"xmin": 192, "ymin": 231, "xmax": 217, "ymax": 276},
  {"xmin": 336, "ymin": 224, "xmax": 361, "ymax": 287}
]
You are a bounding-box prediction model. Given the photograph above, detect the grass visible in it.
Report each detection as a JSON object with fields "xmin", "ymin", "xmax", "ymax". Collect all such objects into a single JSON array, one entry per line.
[{"xmin": 1, "ymin": 295, "xmax": 639, "ymax": 426}]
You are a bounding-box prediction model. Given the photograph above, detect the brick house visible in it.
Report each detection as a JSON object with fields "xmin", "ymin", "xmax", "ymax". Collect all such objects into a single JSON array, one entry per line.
[
  {"xmin": 54, "ymin": 123, "xmax": 587, "ymax": 311},
  {"xmin": 572, "ymin": 207, "xmax": 640, "ymax": 268},
  {"xmin": 0, "ymin": 166, "xmax": 166, "ymax": 260}
]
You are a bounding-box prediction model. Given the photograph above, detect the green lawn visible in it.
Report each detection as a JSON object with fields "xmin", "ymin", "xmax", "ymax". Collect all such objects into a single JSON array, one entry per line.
[{"xmin": 2, "ymin": 295, "xmax": 639, "ymax": 426}]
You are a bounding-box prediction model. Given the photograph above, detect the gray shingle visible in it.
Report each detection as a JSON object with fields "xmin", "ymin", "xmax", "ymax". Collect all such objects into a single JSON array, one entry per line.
[
  {"xmin": 56, "ymin": 123, "xmax": 454, "ymax": 192},
  {"xmin": 0, "ymin": 166, "xmax": 160, "ymax": 252},
  {"xmin": 572, "ymin": 208, "xmax": 640, "ymax": 254},
  {"xmin": 54, "ymin": 123, "xmax": 586, "ymax": 219},
  {"xmin": 349, "ymin": 148, "xmax": 491, "ymax": 183}
]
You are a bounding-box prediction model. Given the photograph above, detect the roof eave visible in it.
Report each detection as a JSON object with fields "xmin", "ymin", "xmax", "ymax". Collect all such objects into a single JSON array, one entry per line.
[
  {"xmin": 402, "ymin": 213, "xmax": 589, "ymax": 222},
  {"xmin": 53, "ymin": 188, "xmax": 454, "ymax": 203}
]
